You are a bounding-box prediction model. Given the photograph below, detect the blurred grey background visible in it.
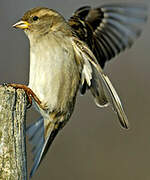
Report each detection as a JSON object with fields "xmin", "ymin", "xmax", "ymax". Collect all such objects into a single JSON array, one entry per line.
[{"xmin": 0, "ymin": 0, "xmax": 150, "ymax": 179}]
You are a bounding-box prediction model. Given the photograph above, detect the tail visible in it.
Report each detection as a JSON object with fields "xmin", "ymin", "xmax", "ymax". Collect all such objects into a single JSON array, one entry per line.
[{"xmin": 26, "ymin": 117, "xmax": 60, "ymax": 178}]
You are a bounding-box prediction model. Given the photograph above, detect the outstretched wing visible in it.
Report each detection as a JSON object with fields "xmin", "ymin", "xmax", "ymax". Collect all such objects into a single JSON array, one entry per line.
[{"xmin": 69, "ymin": 3, "xmax": 148, "ymax": 68}]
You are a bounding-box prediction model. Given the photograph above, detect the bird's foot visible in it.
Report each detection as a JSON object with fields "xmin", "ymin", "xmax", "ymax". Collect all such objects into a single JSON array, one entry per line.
[{"xmin": 6, "ymin": 83, "xmax": 45, "ymax": 110}]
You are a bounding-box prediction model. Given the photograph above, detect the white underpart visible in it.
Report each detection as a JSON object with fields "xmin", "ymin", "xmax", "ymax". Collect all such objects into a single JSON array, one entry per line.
[{"xmin": 28, "ymin": 34, "xmax": 75, "ymax": 115}]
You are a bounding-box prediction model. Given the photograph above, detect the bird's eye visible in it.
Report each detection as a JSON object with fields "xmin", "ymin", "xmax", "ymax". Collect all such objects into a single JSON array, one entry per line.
[{"xmin": 33, "ymin": 16, "xmax": 39, "ymax": 21}]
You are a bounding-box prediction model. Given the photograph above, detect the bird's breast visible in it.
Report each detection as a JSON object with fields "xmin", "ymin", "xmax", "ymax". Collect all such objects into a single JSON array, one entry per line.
[{"xmin": 28, "ymin": 36, "xmax": 79, "ymax": 112}]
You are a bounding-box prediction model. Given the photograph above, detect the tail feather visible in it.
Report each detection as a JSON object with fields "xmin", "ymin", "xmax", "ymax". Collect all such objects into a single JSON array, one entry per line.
[
  {"xmin": 27, "ymin": 117, "xmax": 44, "ymax": 146},
  {"xmin": 29, "ymin": 126, "xmax": 59, "ymax": 178},
  {"xmin": 30, "ymin": 149, "xmax": 43, "ymax": 178},
  {"xmin": 32, "ymin": 137, "xmax": 44, "ymax": 156},
  {"xmin": 26, "ymin": 118, "xmax": 61, "ymax": 178},
  {"xmin": 26, "ymin": 117, "xmax": 45, "ymax": 178}
]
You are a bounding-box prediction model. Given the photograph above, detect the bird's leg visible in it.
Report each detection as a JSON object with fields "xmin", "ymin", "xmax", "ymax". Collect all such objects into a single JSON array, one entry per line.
[{"xmin": 6, "ymin": 83, "xmax": 44, "ymax": 109}]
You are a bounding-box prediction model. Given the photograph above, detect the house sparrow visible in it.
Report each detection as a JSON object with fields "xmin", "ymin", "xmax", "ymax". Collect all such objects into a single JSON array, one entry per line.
[{"xmin": 12, "ymin": 3, "xmax": 147, "ymax": 178}]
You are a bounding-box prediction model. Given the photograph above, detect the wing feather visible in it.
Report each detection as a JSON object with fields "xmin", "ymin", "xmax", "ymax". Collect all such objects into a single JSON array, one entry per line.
[
  {"xmin": 72, "ymin": 37, "xmax": 129, "ymax": 129},
  {"xmin": 69, "ymin": 3, "xmax": 148, "ymax": 68}
]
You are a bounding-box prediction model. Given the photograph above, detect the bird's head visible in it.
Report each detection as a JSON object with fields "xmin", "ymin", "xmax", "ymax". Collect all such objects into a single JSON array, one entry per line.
[{"xmin": 13, "ymin": 7, "xmax": 67, "ymax": 38}]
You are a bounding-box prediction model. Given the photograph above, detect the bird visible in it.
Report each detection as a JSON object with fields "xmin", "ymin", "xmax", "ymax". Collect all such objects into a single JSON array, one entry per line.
[{"xmin": 12, "ymin": 3, "xmax": 148, "ymax": 178}]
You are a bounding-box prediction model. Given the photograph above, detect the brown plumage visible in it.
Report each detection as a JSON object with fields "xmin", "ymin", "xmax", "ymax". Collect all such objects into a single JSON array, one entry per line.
[
  {"xmin": 12, "ymin": 3, "xmax": 148, "ymax": 178},
  {"xmin": 69, "ymin": 4, "xmax": 147, "ymax": 68},
  {"xmin": 69, "ymin": 4, "xmax": 147, "ymax": 94}
]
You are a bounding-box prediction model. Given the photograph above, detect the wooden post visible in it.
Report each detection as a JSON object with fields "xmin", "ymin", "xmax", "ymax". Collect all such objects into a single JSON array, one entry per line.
[{"xmin": 0, "ymin": 85, "xmax": 28, "ymax": 180}]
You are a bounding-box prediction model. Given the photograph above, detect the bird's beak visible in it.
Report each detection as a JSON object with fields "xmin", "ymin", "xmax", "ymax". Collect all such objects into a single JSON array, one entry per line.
[{"xmin": 12, "ymin": 20, "xmax": 31, "ymax": 29}]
